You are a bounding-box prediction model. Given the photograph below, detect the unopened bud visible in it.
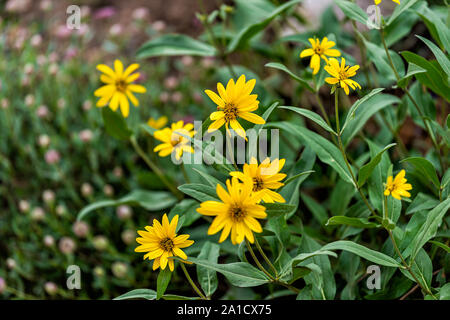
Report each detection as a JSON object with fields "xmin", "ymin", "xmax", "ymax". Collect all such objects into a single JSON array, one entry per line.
[
  {"xmin": 93, "ymin": 235, "xmax": 108, "ymax": 251},
  {"xmin": 44, "ymin": 282, "xmax": 58, "ymax": 295},
  {"xmin": 59, "ymin": 237, "xmax": 76, "ymax": 254},
  {"xmin": 116, "ymin": 205, "xmax": 132, "ymax": 220},
  {"xmin": 72, "ymin": 221, "xmax": 90, "ymax": 238},
  {"xmin": 111, "ymin": 262, "xmax": 128, "ymax": 278}
]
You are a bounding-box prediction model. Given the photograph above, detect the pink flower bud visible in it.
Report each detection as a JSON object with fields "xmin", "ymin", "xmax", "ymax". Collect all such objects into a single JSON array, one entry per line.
[
  {"xmin": 59, "ymin": 237, "xmax": 76, "ymax": 254},
  {"xmin": 152, "ymin": 20, "xmax": 166, "ymax": 32},
  {"xmin": 30, "ymin": 34, "xmax": 42, "ymax": 47},
  {"xmin": 6, "ymin": 258, "xmax": 16, "ymax": 270},
  {"xmin": 81, "ymin": 183, "xmax": 93, "ymax": 197},
  {"xmin": 25, "ymin": 94, "xmax": 35, "ymax": 107},
  {"xmin": 159, "ymin": 91, "xmax": 170, "ymax": 103},
  {"xmin": 36, "ymin": 105, "xmax": 50, "ymax": 119},
  {"xmin": 1, "ymin": 98, "xmax": 9, "ymax": 109},
  {"xmin": 181, "ymin": 56, "xmax": 194, "ymax": 67},
  {"xmin": 116, "ymin": 205, "xmax": 132, "ymax": 220},
  {"xmin": 42, "ymin": 189, "xmax": 55, "ymax": 204},
  {"xmin": 109, "ymin": 24, "xmax": 123, "ymax": 37},
  {"xmin": 132, "ymin": 7, "xmax": 149, "ymax": 20},
  {"xmin": 18, "ymin": 200, "xmax": 30, "ymax": 213},
  {"xmin": 82, "ymin": 100, "xmax": 92, "ymax": 111},
  {"xmin": 79, "ymin": 129, "xmax": 93, "ymax": 143},
  {"xmin": 44, "ymin": 282, "xmax": 58, "ymax": 295},
  {"xmin": 44, "ymin": 235, "xmax": 55, "ymax": 247},
  {"xmin": 121, "ymin": 229, "xmax": 135, "ymax": 245},
  {"xmin": 55, "ymin": 204, "xmax": 66, "ymax": 216},
  {"xmin": 113, "ymin": 167, "xmax": 123, "ymax": 178},
  {"xmin": 171, "ymin": 92, "xmax": 183, "ymax": 103},
  {"xmin": 38, "ymin": 134, "xmax": 50, "ymax": 148},
  {"xmin": 72, "ymin": 221, "xmax": 89, "ymax": 238},
  {"xmin": 31, "ymin": 207, "xmax": 45, "ymax": 221},
  {"xmin": 103, "ymin": 184, "xmax": 114, "ymax": 196},
  {"xmin": 0, "ymin": 277, "xmax": 5, "ymax": 294},
  {"xmin": 45, "ymin": 149, "xmax": 60, "ymax": 165},
  {"xmin": 164, "ymin": 76, "xmax": 178, "ymax": 90}
]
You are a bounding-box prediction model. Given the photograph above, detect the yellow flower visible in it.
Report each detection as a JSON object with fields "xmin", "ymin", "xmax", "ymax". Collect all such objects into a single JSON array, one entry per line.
[
  {"xmin": 205, "ymin": 74, "xmax": 265, "ymax": 139},
  {"xmin": 230, "ymin": 158, "xmax": 286, "ymax": 203},
  {"xmin": 384, "ymin": 170, "xmax": 412, "ymax": 200},
  {"xmin": 197, "ymin": 177, "xmax": 267, "ymax": 245},
  {"xmin": 135, "ymin": 214, "xmax": 194, "ymax": 271},
  {"xmin": 324, "ymin": 58, "xmax": 361, "ymax": 95},
  {"xmin": 94, "ymin": 59, "xmax": 147, "ymax": 118},
  {"xmin": 300, "ymin": 37, "xmax": 341, "ymax": 75},
  {"xmin": 148, "ymin": 116, "xmax": 168, "ymax": 130},
  {"xmin": 153, "ymin": 120, "xmax": 195, "ymax": 160},
  {"xmin": 375, "ymin": 0, "xmax": 400, "ymax": 5}
]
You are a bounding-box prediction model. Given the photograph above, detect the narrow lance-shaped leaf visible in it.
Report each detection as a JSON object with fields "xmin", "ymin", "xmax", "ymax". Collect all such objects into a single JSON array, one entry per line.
[
  {"xmin": 265, "ymin": 62, "xmax": 315, "ymax": 92},
  {"xmin": 358, "ymin": 143, "xmax": 396, "ymax": 187},
  {"xmin": 280, "ymin": 106, "xmax": 337, "ymax": 135},
  {"xmin": 401, "ymin": 157, "xmax": 440, "ymax": 189},
  {"xmin": 196, "ymin": 242, "xmax": 220, "ymax": 297}
]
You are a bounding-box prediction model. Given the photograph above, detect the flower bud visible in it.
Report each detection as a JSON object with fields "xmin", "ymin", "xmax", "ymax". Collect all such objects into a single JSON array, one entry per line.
[
  {"xmin": 31, "ymin": 207, "xmax": 45, "ymax": 221},
  {"xmin": 181, "ymin": 55, "xmax": 194, "ymax": 67},
  {"xmin": 116, "ymin": 205, "xmax": 132, "ymax": 220},
  {"xmin": 18, "ymin": 200, "xmax": 30, "ymax": 213},
  {"xmin": 79, "ymin": 129, "xmax": 93, "ymax": 143},
  {"xmin": 44, "ymin": 235, "xmax": 55, "ymax": 247},
  {"xmin": 111, "ymin": 262, "xmax": 128, "ymax": 278},
  {"xmin": 93, "ymin": 235, "xmax": 108, "ymax": 251},
  {"xmin": 164, "ymin": 76, "xmax": 178, "ymax": 90},
  {"xmin": 0, "ymin": 277, "xmax": 5, "ymax": 294},
  {"xmin": 103, "ymin": 184, "xmax": 114, "ymax": 197},
  {"xmin": 1, "ymin": 98, "xmax": 9, "ymax": 109},
  {"xmin": 6, "ymin": 258, "xmax": 16, "ymax": 270},
  {"xmin": 30, "ymin": 34, "xmax": 42, "ymax": 47},
  {"xmin": 81, "ymin": 183, "xmax": 93, "ymax": 197},
  {"xmin": 45, "ymin": 149, "xmax": 60, "ymax": 165},
  {"xmin": 113, "ymin": 166, "xmax": 123, "ymax": 178},
  {"xmin": 59, "ymin": 237, "xmax": 76, "ymax": 254},
  {"xmin": 171, "ymin": 92, "xmax": 183, "ymax": 103},
  {"xmin": 44, "ymin": 282, "xmax": 58, "ymax": 295},
  {"xmin": 132, "ymin": 7, "xmax": 149, "ymax": 20},
  {"xmin": 93, "ymin": 266, "xmax": 105, "ymax": 277},
  {"xmin": 152, "ymin": 20, "xmax": 166, "ymax": 32},
  {"xmin": 38, "ymin": 134, "xmax": 50, "ymax": 148},
  {"xmin": 121, "ymin": 229, "xmax": 135, "ymax": 245},
  {"xmin": 57, "ymin": 98, "xmax": 66, "ymax": 110},
  {"xmin": 36, "ymin": 105, "xmax": 50, "ymax": 119},
  {"xmin": 72, "ymin": 221, "xmax": 89, "ymax": 238},
  {"xmin": 55, "ymin": 204, "xmax": 66, "ymax": 216},
  {"xmin": 42, "ymin": 189, "xmax": 55, "ymax": 204},
  {"xmin": 109, "ymin": 24, "xmax": 123, "ymax": 37},
  {"xmin": 25, "ymin": 94, "xmax": 35, "ymax": 107}
]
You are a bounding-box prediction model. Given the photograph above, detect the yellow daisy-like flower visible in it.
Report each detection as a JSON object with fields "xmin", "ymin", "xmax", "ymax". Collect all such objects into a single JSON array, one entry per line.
[
  {"xmin": 148, "ymin": 116, "xmax": 168, "ymax": 130},
  {"xmin": 384, "ymin": 170, "xmax": 412, "ymax": 200},
  {"xmin": 197, "ymin": 177, "xmax": 267, "ymax": 245},
  {"xmin": 375, "ymin": 0, "xmax": 400, "ymax": 5},
  {"xmin": 324, "ymin": 58, "xmax": 361, "ymax": 95},
  {"xmin": 135, "ymin": 214, "xmax": 194, "ymax": 271},
  {"xmin": 153, "ymin": 120, "xmax": 195, "ymax": 160},
  {"xmin": 230, "ymin": 158, "xmax": 286, "ymax": 203},
  {"xmin": 205, "ymin": 74, "xmax": 265, "ymax": 139},
  {"xmin": 300, "ymin": 37, "xmax": 341, "ymax": 75},
  {"xmin": 94, "ymin": 59, "xmax": 147, "ymax": 118}
]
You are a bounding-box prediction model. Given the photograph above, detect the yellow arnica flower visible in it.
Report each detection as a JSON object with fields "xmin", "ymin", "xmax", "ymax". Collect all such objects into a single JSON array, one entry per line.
[
  {"xmin": 325, "ymin": 58, "xmax": 361, "ymax": 95},
  {"xmin": 197, "ymin": 177, "xmax": 267, "ymax": 245},
  {"xmin": 384, "ymin": 170, "xmax": 412, "ymax": 200},
  {"xmin": 153, "ymin": 120, "xmax": 195, "ymax": 160},
  {"xmin": 148, "ymin": 116, "xmax": 168, "ymax": 130},
  {"xmin": 135, "ymin": 214, "xmax": 194, "ymax": 271},
  {"xmin": 205, "ymin": 74, "xmax": 265, "ymax": 139},
  {"xmin": 375, "ymin": 0, "xmax": 400, "ymax": 5},
  {"xmin": 300, "ymin": 37, "xmax": 341, "ymax": 75},
  {"xmin": 230, "ymin": 158, "xmax": 286, "ymax": 203},
  {"xmin": 94, "ymin": 59, "xmax": 147, "ymax": 118}
]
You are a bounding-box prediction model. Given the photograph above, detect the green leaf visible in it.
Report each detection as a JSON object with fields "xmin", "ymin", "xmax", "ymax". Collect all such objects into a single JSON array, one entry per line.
[
  {"xmin": 280, "ymin": 106, "xmax": 337, "ymax": 135},
  {"xmin": 161, "ymin": 294, "xmax": 200, "ymax": 300},
  {"xmin": 77, "ymin": 190, "xmax": 177, "ymax": 221},
  {"xmin": 358, "ymin": 143, "xmax": 396, "ymax": 187},
  {"xmin": 188, "ymin": 258, "xmax": 270, "ymax": 287},
  {"xmin": 157, "ymin": 268, "xmax": 172, "ymax": 300},
  {"xmin": 101, "ymin": 108, "xmax": 132, "ymax": 141},
  {"xmin": 401, "ymin": 157, "xmax": 440, "ymax": 189},
  {"xmin": 169, "ymin": 199, "xmax": 201, "ymax": 229},
  {"xmin": 265, "ymin": 62, "xmax": 315, "ymax": 92},
  {"xmin": 140, "ymin": 123, "xmax": 156, "ymax": 137},
  {"xmin": 248, "ymin": 102, "xmax": 280, "ymax": 160},
  {"xmin": 137, "ymin": 34, "xmax": 217, "ymax": 58},
  {"xmin": 114, "ymin": 289, "xmax": 156, "ymax": 300},
  {"xmin": 192, "ymin": 168, "xmax": 224, "ymax": 188},
  {"xmin": 300, "ymin": 192, "xmax": 328, "ymax": 225},
  {"xmin": 417, "ymin": 35, "xmax": 450, "ymax": 79},
  {"xmin": 386, "ymin": 0, "xmax": 420, "ymax": 26},
  {"xmin": 272, "ymin": 122, "xmax": 355, "ymax": 186},
  {"xmin": 263, "ymin": 203, "xmax": 297, "ymax": 218},
  {"xmin": 322, "ymin": 240, "xmax": 402, "ymax": 268},
  {"xmin": 291, "ymin": 251, "xmax": 337, "ymax": 267},
  {"xmin": 406, "ymin": 198, "xmax": 450, "ymax": 261},
  {"xmin": 326, "ymin": 216, "xmax": 380, "ymax": 229},
  {"xmin": 342, "ymin": 94, "xmax": 401, "ymax": 145},
  {"xmin": 334, "ymin": 0, "xmax": 369, "ymax": 25},
  {"xmin": 401, "ymin": 51, "xmax": 450, "ymax": 102},
  {"xmin": 227, "ymin": 0, "xmax": 302, "ymax": 53},
  {"xmin": 429, "ymin": 240, "xmax": 450, "ymax": 253},
  {"xmin": 178, "ymin": 184, "xmax": 219, "ymax": 202},
  {"xmin": 283, "ymin": 170, "xmax": 315, "ymax": 187},
  {"xmin": 417, "ymin": 6, "xmax": 450, "ymax": 54},
  {"xmin": 439, "ymin": 283, "xmax": 450, "ymax": 300},
  {"xmin": 397, "ymin": 63, "xmax": 427, "ymax": 88},
  {"xmin": 406, "ymin": 192, "xmax": 439, "ymax": 215},
  {"xmin": 196, "ymin": 242, "xmax": 220, "ymax": 297}
]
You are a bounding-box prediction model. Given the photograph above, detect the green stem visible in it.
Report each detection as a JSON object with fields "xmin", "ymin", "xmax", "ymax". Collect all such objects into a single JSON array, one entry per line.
[
  {"xmin": 245, "ymin": 239, "xmax": 274, "ymax": 280},
  {"xmin": 254, "ymin": 237, "xmax": 278, "ymax": 278},
  {"xmin": 180, "ymin": 263, "xmax": 208, "ymax": 300},
  {"xmin": 379, "ymin": 26, "xmax": 445, "ymax": 172},
  {"xmin": 180, "ymin": 162, "xmax": 191, "ymax": 183},
  {"xmin": 130, "ymin": 136, "xmax": 183, "ymax": 200}
]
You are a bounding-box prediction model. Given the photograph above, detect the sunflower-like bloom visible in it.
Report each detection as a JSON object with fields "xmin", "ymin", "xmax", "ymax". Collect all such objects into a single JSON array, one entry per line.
[
  {"xmin": 324, "ymin": 58, "xmax": 361, "ymax": 95},
  {"xmin": 384, "ymin": 170, "xmax": 412, "ymax": 200},
  {"xmin": 300, "ymin": 37, "xmax": 341, "ymax": 75},
  {"xmin": 197, "ymin": 177, "xmax": 267, "ymax": 245},
  {"xmin": 135, "ymin": 214, "xmax": 194, "ymax": 271},
  {"xmin": 94, "ymin": 59, "xmax": 146, "ymax": 118},
  {"xmin": 375, "ymin": 0, "xmax": 400, "ymax": 5},
  {"xmin": 230, "ymin": 158, "xmax": 286, "ymax": 203},
  {"xmin": 148, "ymin": 116, "xmax": 168, "ymax": 130},
  {"xmin": 153, "ymin": 120, "xmax": 195, "ymax": 160},
  {"xmin": 205, "ymin": 74, "xmax": 265, "ymax": 139}
]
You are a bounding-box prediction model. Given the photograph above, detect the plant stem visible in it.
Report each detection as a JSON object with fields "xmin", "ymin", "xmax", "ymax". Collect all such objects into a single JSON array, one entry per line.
[
  {"xmin": 334, "ymin": 89, "xmax": 378, "ymax": 217},
  {"xmin": 254, "ymin": 237, "xmax": 278, "ymax": 278},
  {"xmin": 180, "ymin": 162, "xmax": 191, "ymax": 183},
  {"xmin": 180, "ymin": 263, "xmax": 208, "ymax": 300},
  {"xmin": 226, "ymin": 134, "xmax": 239, "ymax": 170},
  {"xmin": 245, "ymin": 239, "xmax": 274, "ymax": 280},
  {"xmin": 379, "ymin": 26, "xmax": 445, "ymax": 172},
  {"xmin": 130, "ymin": 136, "xmax": 183, "ymax": 200}
]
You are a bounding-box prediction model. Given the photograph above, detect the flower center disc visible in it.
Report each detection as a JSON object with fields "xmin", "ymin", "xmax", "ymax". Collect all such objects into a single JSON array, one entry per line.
[
  {"xmin": 171, "ymin": 133, "xmax": 183, "ymax": 147},
  {"xmin": 223, "ymin": 103, "xmax": 238, "ymax": 122},
  {"xmin": 115, "ymin": 79, "xmax": 127, "ymax": 92},
  {"xmin": 253, "ymin": 177, "xmax": 264, "ymax": 191},
  {"xmin": 314, "ymin": 46, "xmax": 324, "ymax": 55},
  {"xmin": 229, "ymin": 206, "xmax": 246, "ymax": 222},
  {"xmin": 160, "ymin": 238, "xmax": 174, "ymax": 251}
]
